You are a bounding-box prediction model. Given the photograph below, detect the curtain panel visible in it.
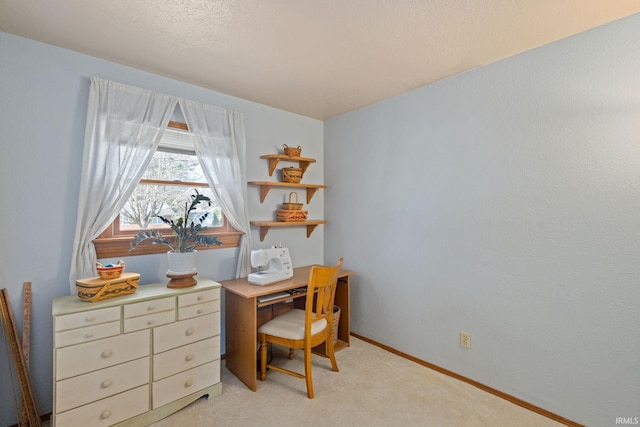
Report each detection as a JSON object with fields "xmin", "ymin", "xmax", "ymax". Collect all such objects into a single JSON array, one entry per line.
[
  {"xmin": 180, "ymin": 99, "xmax": 253, "ymax": 278},
  {"xmin": 69, "ymin": 78, "xmax": 251, "ymax": 294}
]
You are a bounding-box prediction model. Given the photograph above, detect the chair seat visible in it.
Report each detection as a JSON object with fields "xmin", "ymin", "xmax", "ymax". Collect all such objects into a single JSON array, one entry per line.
[{"xmin": 258, "ymin": 309, "xmax": 327, "ymax": 340}]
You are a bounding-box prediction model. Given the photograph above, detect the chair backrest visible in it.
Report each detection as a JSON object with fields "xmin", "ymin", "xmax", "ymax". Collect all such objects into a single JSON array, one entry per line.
[{"xmin": 304, "ymin": 258, "xmax": 344, "ymax": 336}]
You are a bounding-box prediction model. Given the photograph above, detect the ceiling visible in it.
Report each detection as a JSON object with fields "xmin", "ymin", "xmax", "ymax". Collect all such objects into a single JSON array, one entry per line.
[{"xmin": 2, "ymin": 1, "xmax": 639, "ymax": 120}]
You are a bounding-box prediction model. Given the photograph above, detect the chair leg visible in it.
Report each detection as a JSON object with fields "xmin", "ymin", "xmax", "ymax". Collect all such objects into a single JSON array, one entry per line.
[
  {"xmin": 259, "ymin": 338, "xmax": 268, "ymax": 381},
  {"xmin": 304, "ymin": 345, "xmax": 314, "ymax": 399},
  {"xmin": 326, "ymin": 337, "xmax": 339, "ymax": 372}
]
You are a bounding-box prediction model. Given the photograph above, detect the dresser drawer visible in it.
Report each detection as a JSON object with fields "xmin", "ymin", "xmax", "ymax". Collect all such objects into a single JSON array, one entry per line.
[
  {"xmin": 55, "ymin": 321, "xmax": 120, "ymax": 348},
  {"xmin": 56, "ymin": 330, "xmax": 149, "ymax": 380},
  {"xmin": 124, "ymin": 309, "xmax": 175, "ymax": 333},
  {"xmin": 55, "ymin": 307, "xmax": 120, "ymax": 332},
  {"xmin": 178, "ymin": 300, "xmax": 220, "ymax": 320},
  {"xmin": 54, "ymin": 384, "xmax": 148, "ymax": 427},
  {"xmin": 153, "ymin": 313, "xmax": 219, "ymax": 354},
  {"xmin": 153, "ymin": 336, "xmax": 220, "ymax": 381},
  {"xmin": 152, "ymin": 360, "xmax": 220, "ymax": 409},
  {"xmin": 56, "ymin": 357, "xmax": 149, "ymax": 413},
  {"xmin": 124, "ymin": 296, "xmax": 174, "ymax": 318},
  {"xmin": 178, "ymin": 288, "xmax": 220, "ymax": 307}
]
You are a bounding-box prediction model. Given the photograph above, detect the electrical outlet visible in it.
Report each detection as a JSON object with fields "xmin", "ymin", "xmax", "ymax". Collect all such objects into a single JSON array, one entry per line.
[{"xmin": 460, "ymin": 331, "xmax": 471, "ymax": 349}]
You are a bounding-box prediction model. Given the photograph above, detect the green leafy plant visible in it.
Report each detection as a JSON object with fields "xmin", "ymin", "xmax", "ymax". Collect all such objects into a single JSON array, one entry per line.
[{"xmin": 129, "ymin": 189, "xmax": 222, "ymax": 253}]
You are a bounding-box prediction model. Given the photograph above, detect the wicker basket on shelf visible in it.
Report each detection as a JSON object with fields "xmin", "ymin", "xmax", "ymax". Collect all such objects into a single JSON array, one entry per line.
[
  {"xmin": 276, "ymin": 209, "xmax": 308, "ymax": 222},
  {"xmin": 282, "ymin": 192, "xmax": 303, "ymax": 210},
  {"xmin": 281, "ymin": 167, "xmax": 302, "ymax": 183},
  {"xmin": 283, "ymin": 144, "xmax": 301, "ymax": 157}
]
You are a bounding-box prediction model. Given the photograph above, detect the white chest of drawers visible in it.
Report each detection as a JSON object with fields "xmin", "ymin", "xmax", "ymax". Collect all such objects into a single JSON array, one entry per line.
[{"xmin": 52, "ymin": 279, "xmax": 222, "ymax": 427}]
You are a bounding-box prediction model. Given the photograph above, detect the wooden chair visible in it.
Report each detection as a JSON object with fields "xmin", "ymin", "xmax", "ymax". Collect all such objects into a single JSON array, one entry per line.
[{"xmin": 258, "ymin": 258, "xmax": 344, "ymax": 398}]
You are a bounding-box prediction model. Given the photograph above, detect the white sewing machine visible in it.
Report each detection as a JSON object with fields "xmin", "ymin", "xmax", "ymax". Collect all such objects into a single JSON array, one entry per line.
[{"xmin": 248, "ymin": 247, "xmax": 293, "ymax": 286}]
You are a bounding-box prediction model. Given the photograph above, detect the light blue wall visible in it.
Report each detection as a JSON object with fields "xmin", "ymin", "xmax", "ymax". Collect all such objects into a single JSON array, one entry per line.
[
  {"xmin": 324, "ymin": 13, "xmax": 640, "ymax": 426},
  {"xmin": 0, "ymin": 32, "xmax": 323, "ymax": 425}
]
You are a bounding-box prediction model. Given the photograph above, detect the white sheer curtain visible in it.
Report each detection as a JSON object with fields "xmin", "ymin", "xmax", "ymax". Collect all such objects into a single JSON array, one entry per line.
[
  {"xmin": 180, "ymin": 99, "xmax": 253, "ymax": 278},
  {"xmin": 69, "ymin": 78, "xmax": 177, "ymax": 293}
]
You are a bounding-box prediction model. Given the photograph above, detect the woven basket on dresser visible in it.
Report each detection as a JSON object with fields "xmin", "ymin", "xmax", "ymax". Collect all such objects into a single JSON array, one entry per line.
[{"xmin": 75, "ymin": 272, "xmax": 140, "ymax": 302}]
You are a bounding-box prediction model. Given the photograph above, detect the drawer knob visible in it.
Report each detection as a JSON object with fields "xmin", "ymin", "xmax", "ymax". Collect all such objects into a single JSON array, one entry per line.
[
  {"xmin": 100, "ymin": 410, "xmax": 111, "ymax": 420},
  {"xmin": 101, "ymin": 350, "xmax": 113, "ymax": 358},
  {"xmin": 101, "ymin": 379, "xmax": 112, "ymax": 389},
  {"xmin": 185, "ymin": 328, "xmax": 195, "ymax": 336},
  {"xmin": 84, "ymin": 332, "xmax": 94, "ymax": 339},
  {"xmin": 197, "ymin": 295, "xmax": 204, "ymax": 301},
  {"xmin": 197, "ymin": 309, "xmax": 203, "ymax": 314},
  {"xmin": 184, "ymin": 379, "xmax": 193, "ymax": 388},
  {"xmin": 147, "ymin": 305, "xmax": 155, "ymax": 311},
  {"xmin": 84, "ymin": 316, "xmax": 95, "ymax": 323},
  {"xmin": 185, "ymin": 354, "xmax": 194, "ymax": 362},
  {"xmin": 147, "ymin": 320, "xmax": 155, "ymax": 326}
]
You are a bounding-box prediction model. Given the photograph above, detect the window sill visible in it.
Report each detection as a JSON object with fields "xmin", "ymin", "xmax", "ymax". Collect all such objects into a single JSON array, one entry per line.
[{"xmin": 94, "ymin": 231, "xmax": 243, "ymax": 259}]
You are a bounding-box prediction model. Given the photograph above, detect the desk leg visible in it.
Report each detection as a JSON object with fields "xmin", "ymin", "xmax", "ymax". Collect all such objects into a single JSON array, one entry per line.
[
  {"xmin": 224, "ymin": 291, "xmax": 258, "ymax": 391},
  {"xmin": 313, "ymin": 276, "xmax": 351, "ymax": 356},
  {"xmin": 335, "ymin": 276, "xmax": 351, "ymax": 348}
]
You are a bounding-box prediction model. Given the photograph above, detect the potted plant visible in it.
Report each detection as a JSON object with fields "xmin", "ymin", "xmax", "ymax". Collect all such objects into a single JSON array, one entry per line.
[{"xmin": 129, "ymin": 189, "xmax": 222, "ymax": 286}]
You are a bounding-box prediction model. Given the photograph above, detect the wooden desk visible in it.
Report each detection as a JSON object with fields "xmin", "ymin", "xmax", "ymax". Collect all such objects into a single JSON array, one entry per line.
[{"xmin": 220, "ymin": 265, "xmax": 355, "ymax": 391}]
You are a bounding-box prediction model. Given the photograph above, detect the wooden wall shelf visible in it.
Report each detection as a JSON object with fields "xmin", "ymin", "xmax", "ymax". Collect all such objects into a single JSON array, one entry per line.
[
  {"xmin": 248, "ymin": 181, "xmax": 327, "ymax": 203},
  {"xmin": 251, "ymin": 153, "xmax": 325, "ymax": 241},
  {"xmin": 260, "ymin": 154, "xmax": 317, "ymax": 177},
  {"xmin": 250, "ymin": 220, "xmax": 327, "ymax": 241}
]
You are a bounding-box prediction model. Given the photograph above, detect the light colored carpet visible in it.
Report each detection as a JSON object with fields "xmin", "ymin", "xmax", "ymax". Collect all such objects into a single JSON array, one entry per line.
[{"xmin": 151, "ymin": 337, "xmax": 564, "ymax": 427}]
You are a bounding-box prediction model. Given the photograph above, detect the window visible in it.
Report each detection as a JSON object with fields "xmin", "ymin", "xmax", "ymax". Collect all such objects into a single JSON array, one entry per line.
[{"xmin": 94, "ymin": 121, "xmax": 242, "ymax": 258}]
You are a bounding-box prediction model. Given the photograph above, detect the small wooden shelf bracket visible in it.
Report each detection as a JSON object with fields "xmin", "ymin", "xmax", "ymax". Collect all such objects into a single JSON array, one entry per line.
[
  {"xmin": 306, "ymin": 223, "xmax": 320, "ymax": 238},
  {"xmin": 259, "ymin": 226, "xmax": 271, "ymax": 242}
]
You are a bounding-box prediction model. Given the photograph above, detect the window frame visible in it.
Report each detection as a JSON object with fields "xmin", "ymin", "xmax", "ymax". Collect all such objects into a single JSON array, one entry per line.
[{"xmin": 93, "ymin": 121, "xmax": 243, "ymax": 259}]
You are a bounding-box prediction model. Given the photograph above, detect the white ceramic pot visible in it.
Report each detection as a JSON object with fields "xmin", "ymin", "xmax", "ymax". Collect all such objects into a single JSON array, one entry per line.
[{"xmin": 167, "ymin": 251, "xmax": 197, "ymax": 275}]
